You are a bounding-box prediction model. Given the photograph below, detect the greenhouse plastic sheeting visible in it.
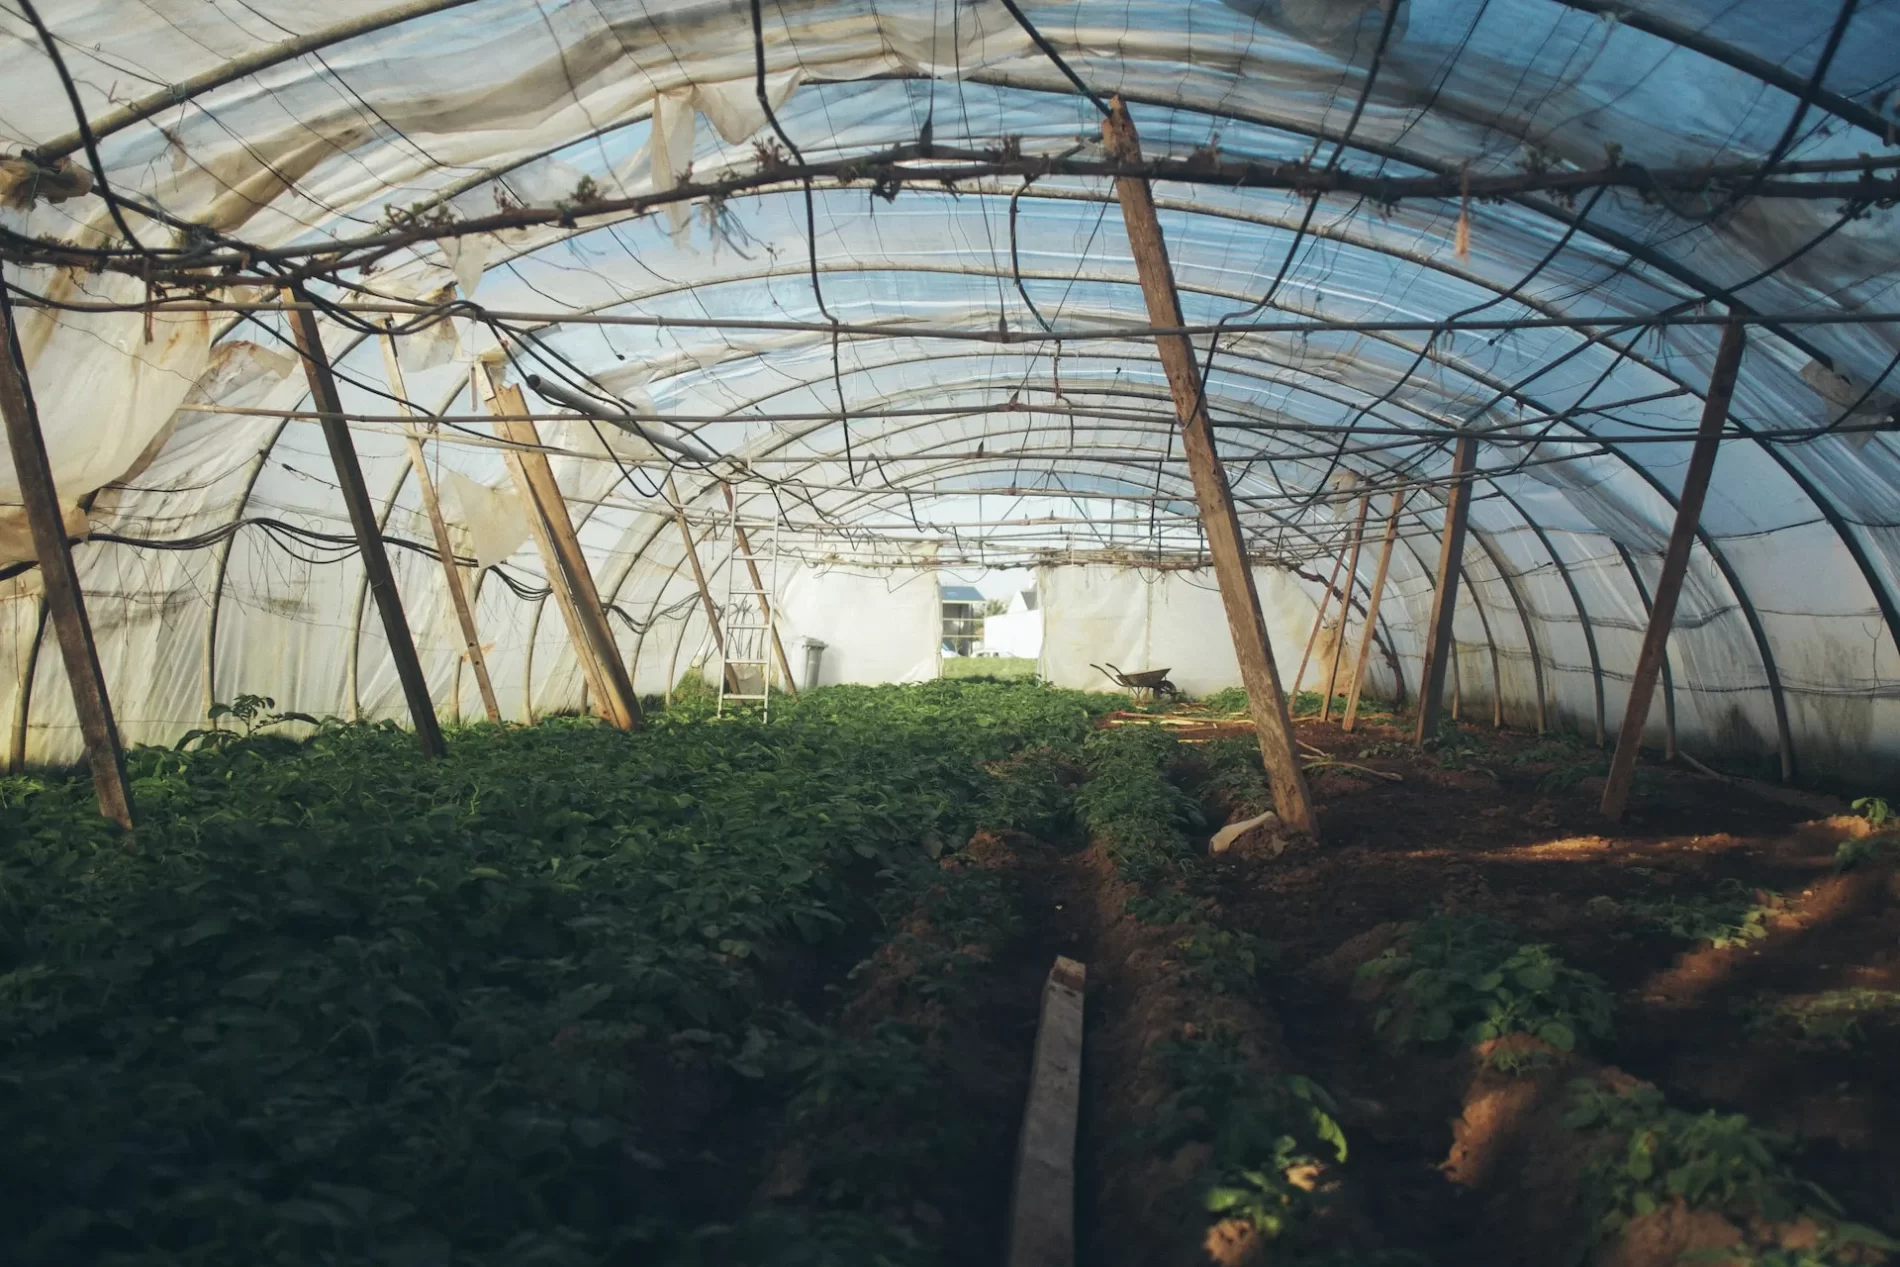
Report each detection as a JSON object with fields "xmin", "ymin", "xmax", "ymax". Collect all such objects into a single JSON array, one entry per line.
[
  {"xmin": 0, "ymin": 0, "xmax": 1896, "ymax": 782},
  {"xmin": 1039, "ymin": 565, "xmax": 1342, "ymax": 700}
]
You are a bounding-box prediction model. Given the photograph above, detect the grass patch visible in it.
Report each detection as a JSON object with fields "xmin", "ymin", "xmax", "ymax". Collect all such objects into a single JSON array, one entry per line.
[{"xmin": 940, "ymin": 656, "xmax": 1038, "ymax": 681}]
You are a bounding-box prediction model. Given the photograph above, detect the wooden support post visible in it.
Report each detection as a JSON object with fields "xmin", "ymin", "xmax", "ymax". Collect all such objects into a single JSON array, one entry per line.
[
  {"xmin": 379, "ymin": 331, "xmax": 501, "ymax": 724},
  {"xmin": 0, "ymin": 290, "xmax": 133, "ymax": 824},
  {"xmin": 1601, "ymin": 321, "xmax": 1745, "ymax": 820},
  {"xmin": 1007, "ymin": 957, "xmax": 1086, "ymax": 1267},
  {"xmin": 722, "ymin": 483, "xmax": 797, "ymax": 697},
  {"xmin": 1321, "ymin": 493, "xmax": 1370, "ymax": 722},
  {"xmin": 1291, "ymin": 537, "xmax": 1347, "ymax": 704},
  {"xmin": 1414, "ymin": 434, "xmax": 1478, "ymax": 745},
  {"xmin": 480, "ymin": 366, "xmax": 642, "ymax": 730},
  {"xmin": 1343, "ymin": 490, "xmax": 1405, "ymax": 732},
  {"xmin": 282, "ymin": 291, "xmax": 447, "ymax": 758},
  {"xmin": 666, "ymin": 476, "xmax": 739, "ymax": 693},
  {"xmin": 1103, "ymin": 99, "xmax": 1317, "ymax": 836}
]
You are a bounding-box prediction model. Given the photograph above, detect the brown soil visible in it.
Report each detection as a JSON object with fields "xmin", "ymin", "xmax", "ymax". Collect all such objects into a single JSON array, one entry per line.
[{"xmin": 1190, "ymin": 714, "xmax": 1900, "ymax": 1264}]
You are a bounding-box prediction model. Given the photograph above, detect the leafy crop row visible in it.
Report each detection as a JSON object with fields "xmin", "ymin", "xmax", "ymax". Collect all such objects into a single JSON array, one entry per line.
[
  {"xmin": 1357, "ymin": 914, "xmax": 1615, "ymax": 1072},
  {"xmin": 0, "ymin": 681, "xmax": 1114, "ymax": 1266}
]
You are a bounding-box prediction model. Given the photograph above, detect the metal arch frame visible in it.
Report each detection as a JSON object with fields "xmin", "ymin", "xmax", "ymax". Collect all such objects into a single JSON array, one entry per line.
[
  {"xmin": 603, "ymin": 446, "xmax": 1424, "ymax": 705},
  {"xmin": 12, "ymin": 48, "xmax": 1872, "ymax": 760},
  {"xmin": 1543, "ymin": 0, "xmax": 1894, "ymax": 141},
  {"xmin": 582, "ymin": 310, "xmax": 1802, "ymax": 772},
  {"xmin": 493, "ymin": 171, "xmax": 1900, "ymax": 678}
]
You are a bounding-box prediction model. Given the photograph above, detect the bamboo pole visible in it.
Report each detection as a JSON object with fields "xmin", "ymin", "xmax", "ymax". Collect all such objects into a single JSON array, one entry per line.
[
  {"xmin": 0, "ymin": 290, "xmax": 133, "ymax": 823},
  {"xmin": 1602, "ymin": 321, "xmax": 1745, "ymax": 820},
  {"xmin": 1103, "ymin": 98, "xmax": 1317, "ymax": 838},
  {"xmin": 1414, "ymin": 434, "xmax": 1477, "ymax": 745},
  {"xmin": 1321, "ymin": 493, "xmax": 1371, "ymax": 722},
  {"xmin": 379, "ymin": 331, "xmax": 502, "ymax": 723},
  {"xmin": 282, "ymin": 290, "xmax": 446, "ymax": 758},
  {"xmin": 722, "ymin": 482, "xmax": 798, "ymax": 697},
  {"xmin": 1343, "ymin": 490, "xmax": 1405, "ymax": 732},
  {"xmin": 478, "ymin": 367, "xmax": 641, "ymax": 729}
]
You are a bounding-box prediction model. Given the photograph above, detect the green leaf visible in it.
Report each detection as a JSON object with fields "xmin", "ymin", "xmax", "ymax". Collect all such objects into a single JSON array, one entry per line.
[{"xmin": 1538, "ymin": 1021, "xmax": 1577, "ymax": 1052}]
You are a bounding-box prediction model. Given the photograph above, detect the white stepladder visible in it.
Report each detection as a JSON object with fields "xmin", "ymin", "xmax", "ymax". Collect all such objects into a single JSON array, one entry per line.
[{"xmin": 716, "ymin": 496, "xmax": 783, "ymax": 720}]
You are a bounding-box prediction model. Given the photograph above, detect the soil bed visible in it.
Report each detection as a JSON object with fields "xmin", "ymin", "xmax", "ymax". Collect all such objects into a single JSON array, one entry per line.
[{"xmin": 1181, "ymin": 709, "xmax": 1900, "ymax": 1266}]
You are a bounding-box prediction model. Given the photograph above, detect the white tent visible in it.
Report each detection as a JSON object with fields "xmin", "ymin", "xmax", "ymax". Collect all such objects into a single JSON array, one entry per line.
[{"xmin": 1, "ymin": 0, "xmax": 1897, "ymax": 783}]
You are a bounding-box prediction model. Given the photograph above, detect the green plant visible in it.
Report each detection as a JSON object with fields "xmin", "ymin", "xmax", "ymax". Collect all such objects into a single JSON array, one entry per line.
[
  {"xmin": 1357, "ymin": 915, "xmax": 1614, "ymax": 1065},
  {"xmin": 1834, "ymin": 834, "xmax": 1899, "ymax": 872},
  {"xmin": 1076, "ymin": 725, "xmax": 1198, "ymax": 882},
  {"xmin": 1151, "ymin": 1034, "xmax": 1348, "ymax": 1241},
  {"xmin": 1587, "ymin": 878, "xmax": 1781, "ymax": 948},
  {"xmin": 1741, "ymin": 989, "xmax": 1900, "ymax": 1050},
  {"xmin": 1852, "ymin": 796, "xmax": 1893, "ymax": 828},
  {"xmin": 1563, "ymin": 1082, "xmax": 1897, "ymax": 1263},
  {"xmin": 0, "ymin": 681, "xmax": 1117, "ymax": 1266},
  {"xmin": 176, "ymin": 693, "xmax": 319, "ymax": 749},
  {"xmin": 1202, "ymin": 687, "xmax": 1250, "ymax": 714}
]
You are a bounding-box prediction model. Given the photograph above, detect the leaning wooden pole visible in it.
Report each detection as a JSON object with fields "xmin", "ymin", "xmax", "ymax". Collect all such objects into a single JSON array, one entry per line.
[
  {"xmin": 1104, "ymin": 99, "xmax": 1318, "ymax": 837},
  {"xmin": 479, "ymin": 368, "xmax": 641, "ymax": 729},
  {"xmin": 284, "ymin": 290, "xmax": 446, "ymax": 758},
  {"xmin": 1343, "ymin": 490, "xmax": 1406, "ymax": 732},
  {"xmin": 722, "ymin": 483, "xmax": 798, "ymax": 697},
  {"xmin": 1321, "ymin": 493, "xmax": 1371, "ymax": 722},
  {"xmin": 0, "ymin": 287, "xmax": 133, "ymax": 825},
  {"xmin": 1414, "ymin": 434, "xmax": 1478, "ymax": 745},
  {"xmin": 1601, "ymin": 320, "xmax": 1746, "ymax": 821},
  {"xmin": 379, "ymin": 331, "xmax": 502, "ymax": 724},
  {"xmin": 1290, "ymin": 534, "xmax": 1347, "ymax": 704},
  {"xmin": 665, "ymin": 476, "xmax": 739, "ymax": 693}
]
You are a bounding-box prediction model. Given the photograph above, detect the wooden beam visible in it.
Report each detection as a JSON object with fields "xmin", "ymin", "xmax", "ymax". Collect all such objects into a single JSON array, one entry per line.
[
  {"xmin": 1290, "ymin": 535, "xmax": 1346, "ymax": 704},
  {"xmin": 284, "ymin": 292, "xmax": 446, "ymax": 758},
  {"xmin": 379, "ymin": 332, "xmax": 502, "ymax": 724},
  {"xmin": 1103, "ymin": 99, "xmax": 1317, "ymax": 837},
  {"xmin": 1414, "ymin": 434, "xmax": 1477, "ymax": 745},
  {"xmin": 666, "ymin": 476, "xmax": 739, "ymax": 693},
  {"xmin": 479, "ymin": 367, "xmax": 642, "ymax": 730},
  {"xmin": 1007, "ymin": 957, "xmax": 1086, "ymax": 1267},
  {"xmin": 1321, "ymin": 493, "xmax": 1370, "ymax": 722},
  {"xmin": 0, "ymin": 290, "xmax": 133, "ymax": 825},
  {"xmin": 722, "ymin": 484, "xmax": 798, "ymax": 698},
  {"xmin": 1602, "ymin": 321, "xmax": 1745, "ymax": 820},
  {"xmin": 1343, "ymin": 490, "xmax": 1405, "ymax": 732}
]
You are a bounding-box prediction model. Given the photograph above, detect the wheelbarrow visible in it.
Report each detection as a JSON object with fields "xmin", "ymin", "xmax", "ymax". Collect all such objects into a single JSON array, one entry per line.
[{"xmin": 1091, "ymin": 662, "xmax": 1179, "ymax": 701}]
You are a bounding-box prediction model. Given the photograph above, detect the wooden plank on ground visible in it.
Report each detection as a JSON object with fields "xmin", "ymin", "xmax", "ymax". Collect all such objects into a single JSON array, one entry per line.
[{"xmin": 1008, "ymin": 956, "xmax": 1086, "ymax": 1267}]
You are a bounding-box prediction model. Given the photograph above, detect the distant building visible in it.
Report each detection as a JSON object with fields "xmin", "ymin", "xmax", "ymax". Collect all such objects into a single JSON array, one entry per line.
[
  {"xmin": 983, "ymin": 588, "xmax": 1043, "ymax": 659},
  {"xmin": 940, "ymin": 584, "xmax": 984, "ymax": 656}
]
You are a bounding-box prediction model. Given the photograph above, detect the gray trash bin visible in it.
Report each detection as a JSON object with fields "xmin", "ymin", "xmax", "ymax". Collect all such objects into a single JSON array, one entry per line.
[{"xmin": 802, "ymin": 639, "xmax": 826, "ymax": 692}]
